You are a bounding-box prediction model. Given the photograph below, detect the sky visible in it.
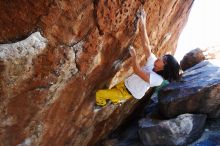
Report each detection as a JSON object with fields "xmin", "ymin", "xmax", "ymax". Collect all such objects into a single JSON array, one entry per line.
[{"xmin": 174, "ymin": 0, "xmax": 220, "ymax": 61}]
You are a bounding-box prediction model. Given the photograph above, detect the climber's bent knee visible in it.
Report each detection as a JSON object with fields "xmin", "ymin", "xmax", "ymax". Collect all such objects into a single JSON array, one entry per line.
[
  {"xmin": 96, "ymin": 96, "xmax": 107, "ymax": 106},
  {"xmin": 96, "ymin": 90, "xmax": 108, "ymax": 106},
  {"xmin": 95, "ymin": 86, "xmax": 132, "ymax": 106}
]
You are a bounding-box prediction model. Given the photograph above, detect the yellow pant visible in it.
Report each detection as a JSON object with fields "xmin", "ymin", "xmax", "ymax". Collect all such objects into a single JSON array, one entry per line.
[{"xmin": 96, "ymin": 82, "xmax": 132, "ymax": 106}]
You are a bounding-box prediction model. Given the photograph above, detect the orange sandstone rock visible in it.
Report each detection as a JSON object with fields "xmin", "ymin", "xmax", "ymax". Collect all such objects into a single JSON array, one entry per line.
[{"xmin": 0, "ymin": 0, "xmax": 194, "ymax": 145}]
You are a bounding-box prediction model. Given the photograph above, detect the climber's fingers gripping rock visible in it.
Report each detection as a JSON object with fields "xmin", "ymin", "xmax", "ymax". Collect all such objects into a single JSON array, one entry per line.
[
  {"xmin": 129, "ymin": 46, "xmax": 136, "ymax": 58},
  {"xmin": 140, "ymin": 8, "xmax": 147, "ymax": 24}
]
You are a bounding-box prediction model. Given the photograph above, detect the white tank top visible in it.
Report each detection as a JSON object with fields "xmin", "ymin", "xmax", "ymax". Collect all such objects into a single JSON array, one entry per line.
[{"xmin": 125, "ymin": 53, "xmax": 163, "ymax": 99}]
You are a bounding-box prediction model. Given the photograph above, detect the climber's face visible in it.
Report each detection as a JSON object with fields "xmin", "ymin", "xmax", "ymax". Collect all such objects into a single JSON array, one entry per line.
[{"xmin": 153, "ymin": 57, "xmax": 165, "ymax": 72}]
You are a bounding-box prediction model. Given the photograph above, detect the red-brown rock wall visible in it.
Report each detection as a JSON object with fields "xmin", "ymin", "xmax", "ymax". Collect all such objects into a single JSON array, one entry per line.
[{"xmin": 0, "ymin": 0, "xmax": 194, "ymax": 146}]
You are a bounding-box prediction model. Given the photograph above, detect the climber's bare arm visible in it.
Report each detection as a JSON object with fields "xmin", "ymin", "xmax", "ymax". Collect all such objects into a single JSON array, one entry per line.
[
  {"xmin": 139, "ymin": 8, "xmax": 151, "ymax": 59},
  {"xmin": 129, "ymin": 46, "xmax": 150, "ymax": 83}
]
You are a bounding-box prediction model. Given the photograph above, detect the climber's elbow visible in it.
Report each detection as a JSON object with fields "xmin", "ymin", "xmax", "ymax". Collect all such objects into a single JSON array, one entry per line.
[{"xmin": 134, "ymin": 69, "xmax": 150, "ymax": 83}]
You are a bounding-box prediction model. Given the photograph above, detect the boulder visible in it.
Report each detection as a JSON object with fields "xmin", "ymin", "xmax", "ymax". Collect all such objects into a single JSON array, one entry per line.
[
  {"xmin": 159, "ymin": 61, "xmax": 220, "ymax": 118},
  {"xmin": 191, "ymin": 134, "xmax": 220, "ymax": 146},
  {"xmin": 138, "ymin": 114, "xmax": 206, "ymax": 146},
  {"xmin": 0, "ymin": 0, "xmax": 194, "ymax": 145},
  {"xmin": 190, "ymin": 118, "xmax": 220, "ymax": 146},
  {"xmin": 180, "ymin": 48, "xmax": 205, "ymax": 71}
]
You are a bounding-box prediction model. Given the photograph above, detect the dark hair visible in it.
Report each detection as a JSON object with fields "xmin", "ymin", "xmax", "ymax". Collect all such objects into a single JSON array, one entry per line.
[{"xmin": 156, "ymin": 54, "xmax": 180, "ymax": 82}]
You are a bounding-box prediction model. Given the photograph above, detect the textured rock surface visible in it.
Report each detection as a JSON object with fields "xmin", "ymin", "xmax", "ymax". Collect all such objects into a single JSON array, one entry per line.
[
  {"xmin": 159, "ymin": 61, "xmax": 220, "ymax": 118},
  {"xmin": 0, "ymin": 0, "xmax": 194, "ymax": 146},
  {"xmin": 190, "ymin": 118, "xmax": 220, "ymax": 146},
  {"xmin": 138, "ymin": 114, "xmax": 206, "ymax": 146},
  {"xmin": 180, "ymin": 48, "xmax": 205, "ymax": 71}
]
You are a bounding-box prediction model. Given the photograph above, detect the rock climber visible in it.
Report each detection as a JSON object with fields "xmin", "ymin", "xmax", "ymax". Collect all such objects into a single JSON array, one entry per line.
[{"xmin": 96, "ymin": 9, "xmax": 180, "ymax": 106}]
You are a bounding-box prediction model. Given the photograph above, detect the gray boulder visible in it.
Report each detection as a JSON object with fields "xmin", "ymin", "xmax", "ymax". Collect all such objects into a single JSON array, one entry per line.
[
  {"xmin": 190, "ymin": 118, "xmax": 220, "ymax": 146},
  {"xmin": 159, "ymin": 61, "xmax": 220, "ymax": 118},
  {"xmin": 180, "ymin": 48, "xmax": 205, "ymax": 71},
  {"xmin": 138, "ymin": 114, "xmax": 206, "ymax": 146}
]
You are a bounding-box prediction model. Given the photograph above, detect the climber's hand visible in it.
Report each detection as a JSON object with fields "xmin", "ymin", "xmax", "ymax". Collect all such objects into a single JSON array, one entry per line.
[
  {"xmin": 129, "ymin": 46, "xmax": 141, "ymax": 74},
  {"xmin": 129, "ymin": 46, "xmax": 136, "ymax": 58},
  {"xmin": 140, "ymin": 8, "xmax": 147, "ymax": 23},
  {"xmin": 129, "ymin": 46, "xmax": 138, "ymax": 68},
  {"xmin": 138, "ymin": 8, "xmax": 147, "ymax": 28}
]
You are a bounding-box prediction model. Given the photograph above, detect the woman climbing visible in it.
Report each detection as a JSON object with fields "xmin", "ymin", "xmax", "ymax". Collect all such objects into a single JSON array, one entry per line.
[{"xmin": 96, "ymin": 9, "xmax": 180, "ymax": 106}]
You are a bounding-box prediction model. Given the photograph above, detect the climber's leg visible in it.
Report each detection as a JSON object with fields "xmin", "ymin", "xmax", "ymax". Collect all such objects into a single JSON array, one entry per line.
[
  {"xmin": 96, "ymin": 82, "xmax": 132, "ymax": 106},
  {"xmin": 96, "ymin": 88, "xmax": 123, "ymax": 106},
  {"xmin": 96, "ymin": 90, "xmax": 107, "ymax": 106},
  {"xmin": 116, "ymin": 82, "xmax": 132, "ymax": 100}
]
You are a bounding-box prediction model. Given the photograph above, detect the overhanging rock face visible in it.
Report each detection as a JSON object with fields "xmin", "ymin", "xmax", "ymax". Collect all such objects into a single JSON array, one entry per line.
[{"xmin": 0, "ymin": 0, "xmax": 194, "ymax": 146}]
